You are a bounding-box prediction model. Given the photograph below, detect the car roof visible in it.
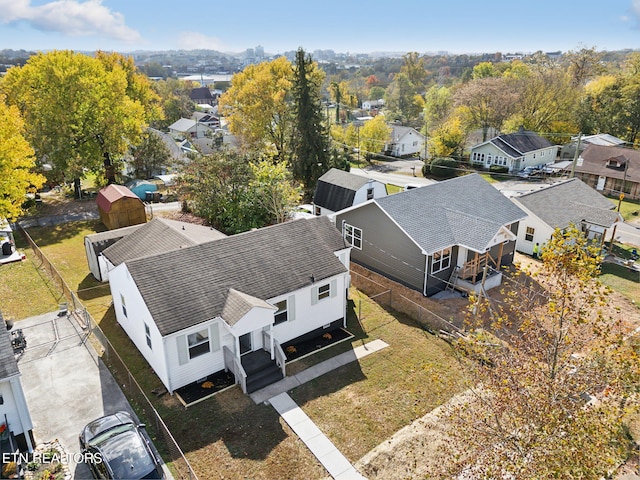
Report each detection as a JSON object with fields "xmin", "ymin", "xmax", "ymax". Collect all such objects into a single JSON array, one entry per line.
[{"xmin": 98, "ymin": 429, "xmax": 157, "ymax": 479}]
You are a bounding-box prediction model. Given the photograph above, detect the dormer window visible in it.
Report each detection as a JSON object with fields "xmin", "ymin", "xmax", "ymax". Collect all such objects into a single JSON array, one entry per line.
[{"xmin": 606, "ymin": 156, "xmax": 626, "ymax": 169}]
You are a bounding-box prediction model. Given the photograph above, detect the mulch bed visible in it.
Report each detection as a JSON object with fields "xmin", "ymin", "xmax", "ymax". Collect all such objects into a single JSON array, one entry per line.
[
  {"xmin": 174, "ymin": 369, "xmax": 235, "ymax": 406},
  {"xmin": 282, "ymin": 328, "xmax": 353, "ymax": 362}
]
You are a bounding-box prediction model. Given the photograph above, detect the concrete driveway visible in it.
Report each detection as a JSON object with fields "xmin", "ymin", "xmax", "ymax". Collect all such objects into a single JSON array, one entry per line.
[{"xmin": 15, "ymin": 311, "xmax": 133, "ymax": 479}]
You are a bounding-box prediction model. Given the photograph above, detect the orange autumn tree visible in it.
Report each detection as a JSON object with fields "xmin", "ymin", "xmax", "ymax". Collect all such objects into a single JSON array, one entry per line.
[{"xmin": 442, "ymin": 225, "xmax": 639, "ymax": 479}]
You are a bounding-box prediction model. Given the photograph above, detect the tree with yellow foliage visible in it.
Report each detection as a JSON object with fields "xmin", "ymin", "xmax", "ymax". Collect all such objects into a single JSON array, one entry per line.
[
  {"xmin": 0, "ymin": 94, "xmax": 45, "ymax": 220},
  {"xmin": 219, "ymin": 57, "xmax": 294, "ymax": 161},
  {"xmin": 442, "ymin": 225, "xmax": 637, "ymax": 479}
]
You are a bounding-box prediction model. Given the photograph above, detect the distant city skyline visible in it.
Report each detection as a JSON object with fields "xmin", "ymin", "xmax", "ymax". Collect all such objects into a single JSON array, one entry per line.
[{"xmin": 0, "ymin": 0, "xmax": 639, "ymax": 55}]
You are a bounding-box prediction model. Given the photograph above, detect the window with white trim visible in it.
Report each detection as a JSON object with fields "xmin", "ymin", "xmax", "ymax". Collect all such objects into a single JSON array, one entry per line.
[
  {"xmin": 318, "ymin": 283, "xmax": 331, "ymax": 301},
  {"xmin": 431, "ymin": 248, "xmax": 452, "ymax": 273},
  {"xmin": 120, "ymin": 294, "xmax": 127, "ymax": 318},
  {"xmin": 366, "ymin": 188, "xmax": 374, "ymax": 200},
  {"xmin": 344, "ymin": 224, "xmax": 362, "ymax": 249},
  {"xmin": 188, "ymin": 329, "xmax": 210, "ymax": 359},
  {"xmin": 144, "ymin": 323, "xmax": 152, "ymax": 349},
  {"xmin": 525, "ymin": 226, "xmax": 535, "ymax": 242},
  {"xmin": 274, "ymin": 299, "xmax": 288, "ymax": 325}
]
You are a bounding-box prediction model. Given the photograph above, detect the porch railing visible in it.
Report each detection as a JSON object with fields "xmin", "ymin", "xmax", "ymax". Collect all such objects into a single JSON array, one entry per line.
[
  {"xmin": 223, "ymin": 346, "xmax": 247, "ymax": 394},
  {"xmin": 262, "ymin": 330, "xmax": 287, "ymax": 377},
  {"xmin": 460, "ymin": 252, "xmax": 498, "ymax": 282}
]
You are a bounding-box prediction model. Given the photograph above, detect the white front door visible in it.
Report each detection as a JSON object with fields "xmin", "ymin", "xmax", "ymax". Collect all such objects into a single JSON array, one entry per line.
[{"xmin": 597, "ymin": 176, "xmax": 606, "ymax": 190}]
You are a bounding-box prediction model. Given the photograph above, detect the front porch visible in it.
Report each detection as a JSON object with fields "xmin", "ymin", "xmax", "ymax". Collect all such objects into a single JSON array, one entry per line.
[
  {"xmin": 454, "ymin": 245, "xmax": 506, "ymax": 294},
  {"xmin": 178, "ymin": 324, "xmax": 353, "ymax": 406}
]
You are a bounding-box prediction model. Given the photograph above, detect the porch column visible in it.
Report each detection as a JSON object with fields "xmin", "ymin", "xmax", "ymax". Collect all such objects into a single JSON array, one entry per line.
[
  {"xmin": 269, "ymin": 324, "xmax": 274, "ymax": 360},
  {"xmin": 497, "ymin": 242, "xmax": 504, "ymax": 270},
  {"xmin": 235, "ymin": 335, "xmax": 241, "ymax": 361},
  {"xmin": 473, "ymin": 251, "xmax": 479, "ymax": 283},
  {"xmin": 9, "ymin": 376, "xmax": 33, "ymax": 452}
]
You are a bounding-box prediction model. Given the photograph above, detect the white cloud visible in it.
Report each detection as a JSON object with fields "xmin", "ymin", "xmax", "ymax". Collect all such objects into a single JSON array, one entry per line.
[
  {"xmin": 178, "ymin": 32, "xmax": 225, "ymax": 51},
  {"xmin": 0, "ymin": 0, "xmax": 141, "ymax": 43},
  {"xmin": 632, "ymin": 0, "xmax": 640, "ymax": 23}
]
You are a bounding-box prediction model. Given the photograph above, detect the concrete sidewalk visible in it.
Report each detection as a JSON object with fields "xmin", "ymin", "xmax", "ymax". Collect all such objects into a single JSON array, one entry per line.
[
  {"xmin": 250, "ymin": 338, "xmax": 389, "ymax": 404},
  {"xmin": 270, "ymin": 393, "xmax": 366, "ymax": 480},
  {"xmin": 254, "ymin": 339, "xmax": 389, "ymax": 479}
]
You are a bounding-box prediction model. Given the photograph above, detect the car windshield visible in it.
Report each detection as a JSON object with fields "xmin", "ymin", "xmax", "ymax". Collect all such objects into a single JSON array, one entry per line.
[
  {"xmin": 101, "ymin": 430, "xmax": 158, "ymax": 479},
  {"xmin": 90, "ymin": 423, "xmax": 135, "ymax": 446}
]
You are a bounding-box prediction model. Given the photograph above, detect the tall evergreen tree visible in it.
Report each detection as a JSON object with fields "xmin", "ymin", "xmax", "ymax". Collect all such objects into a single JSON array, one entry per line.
[{"xmin": 291, "ymin": 48, "xmax": 330, "ymax": 198}]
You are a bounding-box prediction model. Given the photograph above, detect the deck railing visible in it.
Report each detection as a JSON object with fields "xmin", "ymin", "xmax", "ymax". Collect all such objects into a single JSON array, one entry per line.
[
  {"xmin": 223, "ymin": 346, "xmax": 247, "ymax": 393},
  {"xmin": 262, "ymin": 330, "xmax": 286, "ymax": 377}
]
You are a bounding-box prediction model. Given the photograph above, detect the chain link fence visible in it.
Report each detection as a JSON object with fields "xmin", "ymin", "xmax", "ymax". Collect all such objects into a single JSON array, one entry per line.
[{"xmin": 16, "ymin": 224, "xmax": 199, "ymax": 480}]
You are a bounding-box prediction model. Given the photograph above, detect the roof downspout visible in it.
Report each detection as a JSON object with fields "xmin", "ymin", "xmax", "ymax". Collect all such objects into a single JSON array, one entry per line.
[{"xmin": 423, "ymin": 254, "xmax": 429, "ymax": 296}]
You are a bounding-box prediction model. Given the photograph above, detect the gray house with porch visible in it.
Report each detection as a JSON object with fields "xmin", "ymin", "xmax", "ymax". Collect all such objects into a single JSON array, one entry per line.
[{"xmin": 334, "ymin": 174, "xmax": 527, "ymax": 296}]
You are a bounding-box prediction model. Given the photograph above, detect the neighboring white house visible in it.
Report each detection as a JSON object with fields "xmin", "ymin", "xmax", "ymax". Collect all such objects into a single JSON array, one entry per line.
[
  {"xmin": 168, "ymin": 118, "xmax": 214, "ymax": 140},
  {"xmin": 470, "ymin": 126, "xmax": 559, "ymax": 172},
  {"xmin": 0, "ymin": 311, "xmax": 34, "ymax": 454},
  {"xmin": 313, "ymin": 168, "xmax": 387, "ymax": 216},
  {"xmin": 105, "ymin": 217, "xmax": 351, "ymax": 395},
  {"xmin": 362, "ymin": 99, "xmax": 384, "ymax": 111},
  {"xmin": 384, "ymin": 125, "xmax": 426, "ymax": 158},
  {"xmin": 511, "ymin": 178, "xmax": 621, "ymax": 255},
  {"xmin": 192, "ymin": 111, "xmax": 220, "ymax": 129}
]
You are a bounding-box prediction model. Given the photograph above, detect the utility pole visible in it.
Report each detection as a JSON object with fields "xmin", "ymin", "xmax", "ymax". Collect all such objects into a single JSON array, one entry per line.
[
  {"xmin": 607, "ymin": 161, "xmax": 628, "ymax": 253},
  {"xmin": 473, "ymin": 262, "xmax": 490, "ymax": 319},
  {"xmin": 570, "ymin": 132, "xmax": 582, "ymax": 178}
]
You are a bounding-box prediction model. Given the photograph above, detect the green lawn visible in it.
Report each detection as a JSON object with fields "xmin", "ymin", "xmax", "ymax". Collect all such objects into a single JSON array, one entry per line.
[
  {"xmin": 386, "ymin": 183, "xmax": 403, "ymax": 194},
  {"xmin": 0, "ymin": 232, "xmax": 61, "ymax": 320},
  {"xmin": 600, "ymin": 263, "xmax": 640, "ymax": 305},
  {"xmin": 608, "ymin": 196, "xmax": 640, "ymax": 222},
  {"xmin": 25, "ymin": 220, "xmax": 113, "ymax": 320}
]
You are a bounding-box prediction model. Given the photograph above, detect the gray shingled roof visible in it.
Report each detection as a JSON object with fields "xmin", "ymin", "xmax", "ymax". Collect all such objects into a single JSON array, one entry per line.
[
  {"xmin": 314, "ymin": 168, "xmax": 372, "ymax": 212},
  {"xmin": 125, "ymin": 216, "xmax": 347, "ymax": 336},
  {"xmin": 85, "ymin": 224, "xmax": 144, "ymax": 256},
  {"xmin": 221, "ymin": 289, "xmax": 276, "ymax": 326},
  {"xmin": 375, "ymin": 174, "xmax": 527, "ymax": 255},
  {"xmin": 570, "ymin": 144, "xmax": 640, "ymax": 181},
  {"xmin": 490, "ymin": 128, "xmax": 553, "ymax": 157},
  {"xmin": 103, "ymin": 218, "xmax": 226, "ymax": 266},
  {"xmin": 0, "ymin": 311, "xmax": 19, "ymax": 379},
  {"xmin": 515, "ymin": 178, "xmax": 620, "ymax": 229}
]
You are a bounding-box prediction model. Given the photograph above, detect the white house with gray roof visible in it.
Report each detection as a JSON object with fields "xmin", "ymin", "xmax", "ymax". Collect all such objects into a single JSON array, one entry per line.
[
  {"xmin": 470, "ymin": 127, "xmax": 558, "ymax": 172},
  {"xmin": 335, "ymin": 174, "xmax": 527, "ymax": 296},
  {"xmin": 384, "ymin": 125, "xmax": 425, "ymax": 158},
  {"xmin": 106, "ymin": 217, "xmax": 351, "ymax": 395},
  {"xmin": 313, "ymin": 168, "xmax": 387, "ymax": 216},
  {"xmin": 511, "ymin": 178, "xmax": 621, "ymax": 255}
]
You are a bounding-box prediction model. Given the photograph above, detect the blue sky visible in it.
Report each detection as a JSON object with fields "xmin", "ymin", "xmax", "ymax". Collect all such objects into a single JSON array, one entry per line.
[{"xmin": 0, "ymin": 0, "xmax": 639, "ymax": 55}]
